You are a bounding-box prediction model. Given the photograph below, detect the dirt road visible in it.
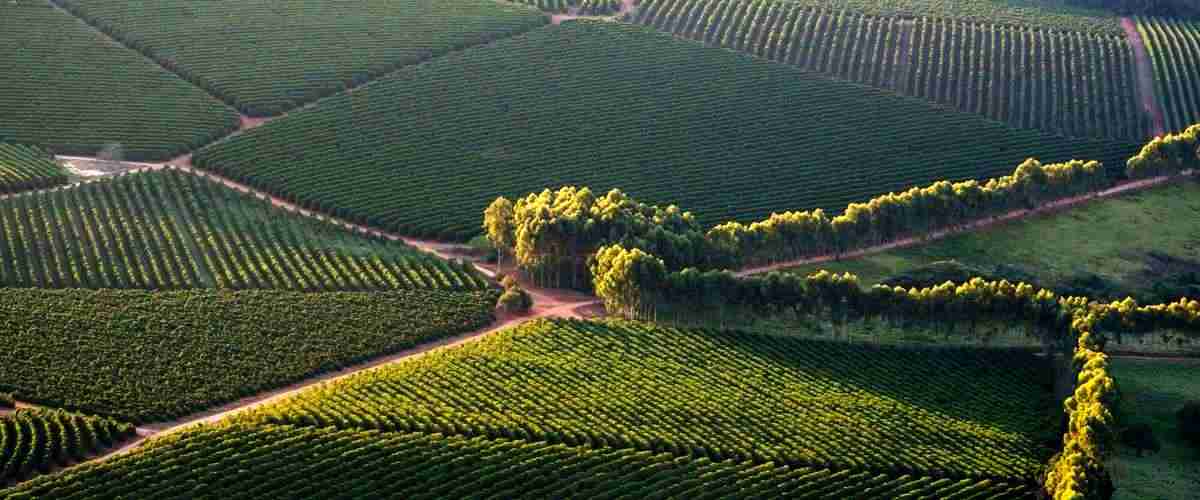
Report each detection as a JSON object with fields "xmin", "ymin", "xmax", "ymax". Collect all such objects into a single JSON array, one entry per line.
[{"xmin": 1121, "ymin": 17, "xmax": 1167, "ymax": 137}]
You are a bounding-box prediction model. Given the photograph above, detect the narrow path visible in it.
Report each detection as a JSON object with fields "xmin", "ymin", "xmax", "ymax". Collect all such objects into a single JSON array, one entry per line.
[
  {"xmin": 1122, "ymin": 17, "xmax": 1167, "ymax": 137},
  {"xmin": 735, "ymin": 174, "xmax": 1181, "ymax": 277}
]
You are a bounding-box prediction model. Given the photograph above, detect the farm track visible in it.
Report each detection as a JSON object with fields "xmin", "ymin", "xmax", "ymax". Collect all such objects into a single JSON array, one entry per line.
[{"xmin": 1122, "ymin": 17, "xmax": 1168, "ymax": 137}]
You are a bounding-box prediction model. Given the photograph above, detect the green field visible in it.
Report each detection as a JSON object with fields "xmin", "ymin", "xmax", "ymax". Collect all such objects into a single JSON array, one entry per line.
[
  {"xmin": 0, "ymin": 423, "xmax": 1037, "ymax": 499},
  {"xmin": 0, "ymin": 408, "xmax": 135, "ymax": 486},
  {"xmin": 1111, "ymin": 357, "xmax": 1200, "ymax": 500},
  {"xmin": 194, "ymin": 21, "xmax": 1135, "ymax": 241},
  {"xmin": 0, "ymin": 1, "xmax": 238, "ymax": 161},
  {"xmin": 52, "ymin": 0, "xmax": 548, "ymax": 116},
  {"xmin": 783, "ymin": 181, "xmax": 1200, "ymax": 301},
  {"xmin": 0, "ymin": 144, "xmax": 67, "ymax": 194},
  {"xmin": 0, "ymin": 288, "xmax": 496, "ymax": 423},
  {"xmin": 633, "ymin": 0, "xmax": 1146, "ymax": 140},
  {"xmin": 243, "ymin": 318, "xmax": 1056, "ymax": 483},
  {"xmin": 0, "ymin": 169, "xmax": 486, "ymax": 290}
]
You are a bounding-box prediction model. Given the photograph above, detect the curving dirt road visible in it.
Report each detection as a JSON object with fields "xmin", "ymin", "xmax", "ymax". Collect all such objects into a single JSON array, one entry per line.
[{"xmin": 1121, "ymin": 17, "xmax": 1167, "ymax": 137}]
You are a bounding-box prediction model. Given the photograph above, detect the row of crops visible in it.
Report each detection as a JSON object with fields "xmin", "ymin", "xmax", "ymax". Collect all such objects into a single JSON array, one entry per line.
[
  {"xmin": 1, "ymin": 409, "xmax": 135, "ymax": 485},
  {"xmin": 0, "ymin": 145, "xmax": 67, "ymax": 195},
  {"xmin": 51, "ymin": 0, "xmax": 548, "ymax": 116},
  {"xmin": 766, "ymin": 0, "xmax": 1124, "ymax": 35},
  {"xmin": 0, "ymin": 169, "xmax": 486, "ymax": 291},
  {"xmin": 194, "ymin": 21, "xmax": 1138, "ymax": 241},
  {"xmin": 0, "ymin": 423, "xmax": 1038, "ymax": 499},
  {"xmin": 1137, "ymin": 16, "xmax": 1200, "ymax": 133},
  {"xmin": 631, "ymin": 1, "xmax": 1148, "ymax": 140},
  {"xmin": 0, "ymin": 1, "xmax": 238, "ymax": 161},
  {"xmin": 0, "ymin": 288, "xmax": 497, "ymax": 423},
  {"xmin": 243, "ymin": 318, "xmax": 1055, "ymax": 482}
]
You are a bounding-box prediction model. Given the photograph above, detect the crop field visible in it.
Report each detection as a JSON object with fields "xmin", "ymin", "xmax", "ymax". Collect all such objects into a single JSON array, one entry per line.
[
  {"xmin": 0, "ymin": 145, "xmax": 67, "ymax": 194},
  {"xmin": 0, "ymin": 423, "xmax": 1038, "ymax": 499},
  {"xmin": 764, "ymin": 0, "xmax": 1124, "ymax": 35},
  {"xmin": 1137, "ymin": 16, "xmax": 1200, "ymax": 134},
  {"xmin": 633, "ymin": 1, "xmax": 1147, "ymax": 140},
  {"xmin": 0, "ymin": 408, "xmax": 135, "ymax": 485},
  {"xmin": 51, "ymin": 0, "xmax": 548, "ymax": 116},
  {"xmin": 0, "ymin": 1, "xmax": 238, "ymax": 161},
  {"xmin": 1110, "ymin": 357, "xmax": 1200, "ymax": 500},
  {"xmin": 782, "ymin": 181, "xmax": 1200, "ymax": 302},
  {"xmin": 194, "ymin": 21, "xmax": 1136, "ymax": 241},
  {"xmin": 0, "ymin": 288, "xmax": 496, "ymax": 423},
  {"xmin": 243, "ymin": 318, "xmax": 1056, "ymax": 484},
  {"xmin": 0, "ymin": 169, "xmax": 486, "ymax": 290}
]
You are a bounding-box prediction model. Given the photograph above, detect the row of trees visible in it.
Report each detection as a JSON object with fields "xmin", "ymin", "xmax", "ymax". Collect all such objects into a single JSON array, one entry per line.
[{"xmin": 1125, "ymin": 123, "xmax": 1200, "ymax": 179}]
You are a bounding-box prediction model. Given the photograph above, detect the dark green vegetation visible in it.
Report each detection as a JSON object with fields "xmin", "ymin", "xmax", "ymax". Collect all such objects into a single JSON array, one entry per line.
[
  {"xmin": 194, "ymin": 21, "xmax": 1136, "ymax": 241},
  {"xmin": 0, "ymin": 1, "xmax": 238, "ymax": 161},
  {"xmin": 1138, "ymin": 16, "xmax": 1200, "ymax": 133},
  {"xmin": 0, "ymin": 169, "xmax": 486, "ymax": 290},
  {"xmin": 0, "ymin": 288, "xmax": 497, "ymax": 422},
  {"xmin": 1111, "ymin": 358, "xmax": 1200, "ymax": 500},
  {"xmin": 245, "ymin": 318, "xmax": 1056, "ymax": 484},
  {"xmin": 0, "ymin": 408, "xmax": 135, "ymax": 486},
  {"xmin": 0, "ymin": 423, "xmax": 1037, "ymax": 499},
  {"xmin": 784, "ymin": 181, "xmax": 1200, "ymax": 302},
  {"xmin": 0, "ymin": 145, "xmax": 67, "ymax": 194},
  {"xmin": 51, "ymin": 0, "xmax": 548, "ymax": 116},
  {"xmin": 633, "ymin": 0, "xmax": 1146, "ymax": 140},
  {"xmin": 772, "ymin": 0, "xmax": 1125, "ymax": 34},
  {"xmin": 518, "ymin": 0, "xmax": 622, "ymax": 15}
]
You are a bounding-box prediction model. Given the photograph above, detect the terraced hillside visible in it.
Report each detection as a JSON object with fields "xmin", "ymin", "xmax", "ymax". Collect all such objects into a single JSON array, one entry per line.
[
  {"xmin": 51, "ymin": 0, "xmax": 548, "ymax": 116},
  {"xmin": 0, "ymin": 288, "xmax": 497, "ymax": 422},
  {"xmin": 0, "ymin": 169, "xmax": 486, "ymax": 290},
  {"xmin": 0, "ymin": 423, "xmax": 1038, "ymax": 499},
  {"xmin": 194, "ymin": 21, "xmax": 1137, "ymax": 241},
  {"xmin": 632, "ymin": 1, "xmax": 1147, "ymax": 140},
  {"xmin": 1137, "ymin": 16, "xmax": 1200, "ymax": 133},
  {"xmin": 0, "ymin": 1, "xmax": 238, "ymax": 161},
  {"xmin": 0, "ymin": 145, "xmax": 67, "ymax": 194},
  {"xmin": 0, "ymin": 408, "xmax": 135, "ymax": 485},
  {"xmin": 242, "ymin": 318, "xmax": 1056, "ymax": 486}
]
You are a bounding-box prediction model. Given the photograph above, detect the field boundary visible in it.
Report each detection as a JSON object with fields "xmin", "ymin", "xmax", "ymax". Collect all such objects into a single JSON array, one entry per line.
[{"xmin": 1122, "ymin": 17, "xmax": 1168, "ymax": 137}]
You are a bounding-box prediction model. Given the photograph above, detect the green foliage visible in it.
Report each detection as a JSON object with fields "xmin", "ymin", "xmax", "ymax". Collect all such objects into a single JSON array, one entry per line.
[
  {"xmin": 0, "ymin": 288, "xmax": 497, "ymax": 423},
  {"xmin": 0, "ymin": 1, "xmax": 238, "ymax": 161},
  {"xmin": 244, "ymin": 318, "xmax": 1057, "ymax": 481},
  {"xmin": 1137, "ymin": 17, "xmax": 1200, "ymax": 133},
  {"xmin": 0, "ymin": 408, "xmax": 135, "ymax": 485},
  {"xmin": 0, "ymin": 145, "xmax": 67, "ymax": 194},
  {"xmin": 1126, "ymin": 123, "xmax": 1200, "ymax": 179},
  {"xmin": 518, "ymin": 0, "xmax": 622, "ymax": 14},
  {"xmin": 1111, "ymin": 358, "xmax": 1200, "ymax": 500},
  {"xmin": 0, "ymin": 423, "xmax": 1038, "ymax": 499},
  {"xmin": 193, "ymin": 21, "xmax": 1135, "ymax": 242},
  {"xmin": 496, "ymin": 277, "xmax": 533, "ymax": 314},
  {"xmin": 633, "ymin": 1, "xmax": 1146, "ymax": 140},
  {"xmin": 51, "ymin": 0, "xmax": 547, "ymax": 116},
  {"xmin": 0, "ymin": 169, "xmax": 487, "ymax": 290},
  {"xmin": 590, "ymin": 244, "xmax": 667, "ymax": 317},
  {"xmin": 1180, "ymin": 401, "xmax": 1200, "ymax": 448}
]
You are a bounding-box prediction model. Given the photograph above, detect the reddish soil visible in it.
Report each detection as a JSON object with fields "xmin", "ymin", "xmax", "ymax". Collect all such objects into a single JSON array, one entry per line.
[
  {"xmin": 1121, "ymin": 17, "xmax": 1167, "ymax": 137},
  {"xmin": 552, "ymin": 0, "xmax": 637, "ymax": 25}
]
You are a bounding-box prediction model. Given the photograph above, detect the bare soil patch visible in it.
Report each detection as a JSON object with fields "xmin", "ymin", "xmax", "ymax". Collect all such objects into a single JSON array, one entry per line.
[{"xmin": 1121, "ymin": 17, "xmax": 1167, "ymax": 137}]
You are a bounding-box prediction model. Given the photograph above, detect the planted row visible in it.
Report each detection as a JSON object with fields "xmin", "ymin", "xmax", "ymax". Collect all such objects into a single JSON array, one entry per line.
[
  {"xmin": 1, "ymin": 408, "xmax": 135, "ymax": 485},
  {"xmin": 0, "ymin": 1, "xmax": 238, "ymax": 161},
  {"xmin": 0, "ymin": 145, "xmax": 67, "ymax": 195},
  {"xmin": 244, "ymin": 318, "xmax": 1056, "ymax": 482},
  {"xmin": 194, "ymin": 21, "xmax": 1136, "ymax": 241},
  {"xmin": 52, "ymin": 0, "xmax": 547, "ymax": 116},
  {"xmin": 0, "ymin": 169, "xmax": 486, "ymax": 291},
  {"xmin": 0, "ymin": 423, "xmax": 1036, "ymax": 499},
  {"xmin": 0, "ymin": 288, "xmax": 497, "ymax": 422},
  {"xmin": 633, "ymin": 1, "xmax": 1146, "ymax": 140},
  {"xmin": 1137, "ymin": 16, "xmax": 1200, "ymax": 134}
]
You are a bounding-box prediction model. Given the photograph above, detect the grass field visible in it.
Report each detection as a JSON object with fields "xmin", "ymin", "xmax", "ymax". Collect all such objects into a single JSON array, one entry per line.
[
  {"xmin": 0, "ymin": 288, "xmax": 496, "ymax": 423},
  {"xmin": 0, "ymin": 1, "xmax": 238, "ymax": 161},
  {"xmin": 0, "ymin": 144, "xmax": 67, "ymax": 194},
  {"xmin": 0, "ymin": 423, "xmax": 1038, "ymax": 499},
  {"xmin": 0, "ymin": 169, "xmax": 486, "ymax": 290},
  {"xmin": 243, "ymin": 318, "xmax": 1057, "ymax": 483},
  {"xmin": 52, "ymin": 0, "xmax": 547, "ymax": 116},
  {"xmin": 194, "ymin": 21, "xmax": 1136, "ymax": 241},
  {"xmin": 783, "ymin": 180, "xmax": 1200, "ymax": 301},
  {"xmin": 1111, "ymin": 357, "xmax": 1200, "ymax": 500},
  {"xmin": 633, "ymin": 1, "xmax": 1146, "ymax": 141}
]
